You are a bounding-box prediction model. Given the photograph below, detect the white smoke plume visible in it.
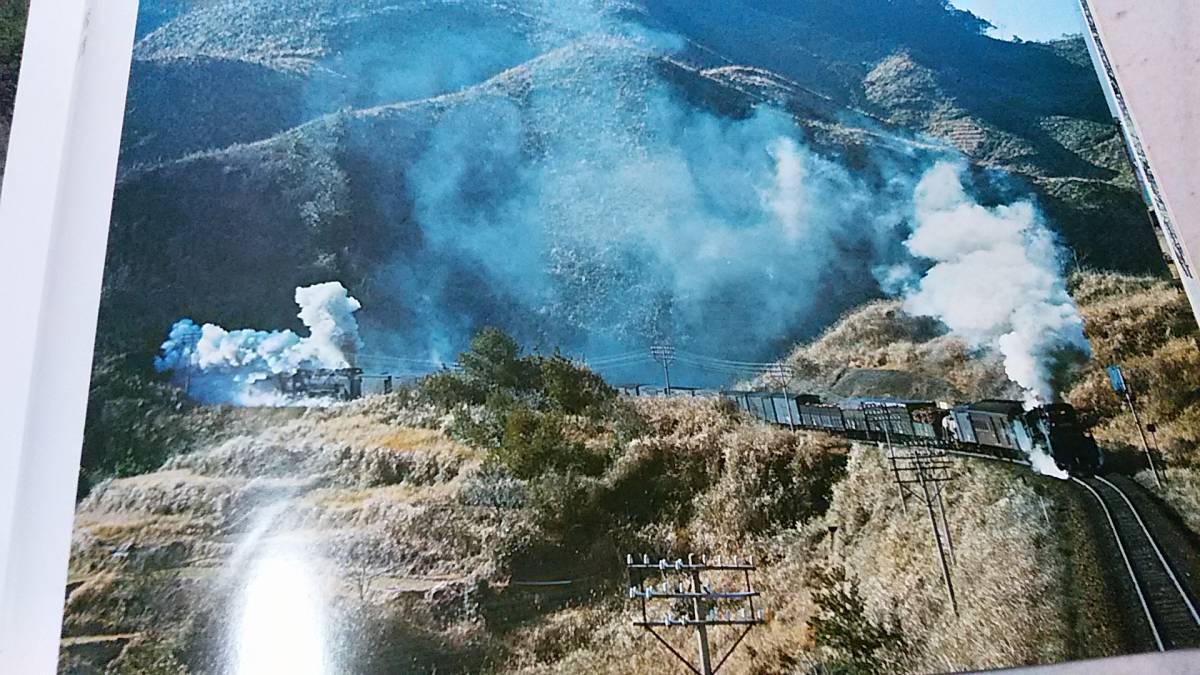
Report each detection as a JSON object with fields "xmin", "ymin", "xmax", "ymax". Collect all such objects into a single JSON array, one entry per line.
[
  {"xmin": 900, "ymin": 162, "xmax": 1091, "ymax": 403},
  {"xmin": 155, "ymin": 281, "xmax": 363, "ymax": 405},
  {"xmin": 896, "ymin": 162, "xmax": 1090, "ymax": 478}
]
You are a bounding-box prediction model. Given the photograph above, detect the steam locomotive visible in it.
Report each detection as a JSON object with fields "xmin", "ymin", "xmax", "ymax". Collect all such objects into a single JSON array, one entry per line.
[{"xmin": 724, "ymin": 391, "xmax": 1104, "ymax": 475}]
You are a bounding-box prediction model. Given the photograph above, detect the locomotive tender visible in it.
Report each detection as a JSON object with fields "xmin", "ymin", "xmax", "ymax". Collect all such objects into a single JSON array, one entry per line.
[{"xmin": 725, "ymin": 391, "xmax": 1103, "ymax": 475}]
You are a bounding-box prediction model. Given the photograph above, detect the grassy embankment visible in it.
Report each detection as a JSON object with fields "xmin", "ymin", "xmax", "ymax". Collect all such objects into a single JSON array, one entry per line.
[{"xmin": 64, "ymin": 328, "xmax": 1127, "ymax": 673}]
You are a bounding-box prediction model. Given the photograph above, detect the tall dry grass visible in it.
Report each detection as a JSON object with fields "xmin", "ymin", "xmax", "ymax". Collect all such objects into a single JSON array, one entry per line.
[
  {"xmin": 768, "ymin": 300, "xmax": 1018, "ymax": 401},
  {"xmin": 1066, "ymin": 271, "xmax": 1200, "ymax": 462},
  {"xmin": 64, "ymin": 379, "xmax": 1129, "ymax": 673}
]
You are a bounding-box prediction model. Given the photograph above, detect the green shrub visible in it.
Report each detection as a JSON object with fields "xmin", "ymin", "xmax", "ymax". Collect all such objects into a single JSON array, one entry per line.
[
  {"xmin": 528, "ymin": 471, "xmax": 607, "ymax": 547},
  {"xmin": 80, "ymin": 355, "xmax": 195, "ymax": 496},
  {"xmin": 608, "ymin": 400, "xmax": 650, "ymax": 446},
  {"xmin": 601, "ymin": 441, "xmax": 713, "ymax": 529},
  {"xmin": 538, "ymin": 353, "xmax": 615, "ymax": 415},
  {"xmin": 448, "ymin": 398, "xmax": 508, "ymax": 446},
  {"xmin": 458, "ymin": 461, "xmax": 527, "ymax": 512},
  {"xmin": 420, "ymin": 369, "xmax": 486, "ymax": 410},
  {"xmin": 459, "ymin": 327, "xmax": 540, "ymax": 392},
  {"xmin": 715, "ymin": 436, "xmax": 848, "ymax": 537},
  {"xmin": 493, "ymin": 408, "xmax": 604, "ymax": 479},
  {"xmin": 417, "ymin": 329, "xmax": 615, "ymax": 420},
  {"xmin": 810, "ymin": 566, "xmax": 902, "ymax": 674}
]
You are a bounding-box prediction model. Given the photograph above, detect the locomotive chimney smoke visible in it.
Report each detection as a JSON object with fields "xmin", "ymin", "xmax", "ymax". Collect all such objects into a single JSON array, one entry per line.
[
  {"xmin": 155, "ymin": 281, "xmax": 363, "ymax": 405},
  {"xmin": 895, "ymin": 163, "xmax": 1089, "ymax": 479},
  {"xmin": 898, "ymin": 161, "xmax": 1091, "ymax": 409}
]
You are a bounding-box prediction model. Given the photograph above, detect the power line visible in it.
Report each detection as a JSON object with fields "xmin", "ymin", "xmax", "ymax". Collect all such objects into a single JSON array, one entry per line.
[
  {"xmin": 650, "ymin": 344, "xmax": 676, "ymax": 394},
  {"xmin": 863, "ymin": 402, "xmax": 959, "ymax": 616}
]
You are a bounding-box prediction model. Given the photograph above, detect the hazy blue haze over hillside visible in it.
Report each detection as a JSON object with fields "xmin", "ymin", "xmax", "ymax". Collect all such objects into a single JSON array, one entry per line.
[{"xmin": 100, "ymin": 0, "xmax": 1156, "ymax": 384}]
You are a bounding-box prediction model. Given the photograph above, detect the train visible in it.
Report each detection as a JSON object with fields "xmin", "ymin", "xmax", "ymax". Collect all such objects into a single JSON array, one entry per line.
[
  {"xmin": 720, "ymin": 390, "xmax": 1104, "ymax": 475},
  {"xmin": 273, "ymin": 368, "xmax": 399, "ymax": 400}
]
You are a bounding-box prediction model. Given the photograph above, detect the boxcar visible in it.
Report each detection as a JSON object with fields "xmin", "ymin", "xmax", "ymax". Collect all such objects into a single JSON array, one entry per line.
[
  {"xmin": 798, "ymin": 401, "xmax": 845, "ymax": 431},
  {"xmin": 841, "ymin": 406, "xmax": 870, "ymax": 434},
  {"xmin": 746, "ymin": 392, "xmax": 778, "ymax": 424},
  {"xmin": 844, "ymin": 396, "xmax": 945, "ymax": 439},
  {"xmin": 768, "ymin": 394, "xmax": 795, "ymax": 425}
]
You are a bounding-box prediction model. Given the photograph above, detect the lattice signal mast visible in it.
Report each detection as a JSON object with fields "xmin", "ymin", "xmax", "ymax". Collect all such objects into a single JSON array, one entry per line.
[
  {"xmin": 626, "ymin": 553, "xmax": 765, "ymax": 675},
  {"xmin": 650, "ymin": 344, "xmax": 676, "ymax": 394},
  {"xmin": 862, "ymin": 402, "xmax": 959, "ymax": 616}
]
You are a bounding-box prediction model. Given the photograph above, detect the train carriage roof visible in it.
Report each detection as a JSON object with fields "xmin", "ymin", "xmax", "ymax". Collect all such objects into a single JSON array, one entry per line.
[{"xmin": 960, "ymin": 399, "xmax": 1025, "ymax": 415}]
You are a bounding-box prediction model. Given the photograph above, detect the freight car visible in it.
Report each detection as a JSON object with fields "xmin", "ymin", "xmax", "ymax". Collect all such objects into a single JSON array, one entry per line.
[{"xmin": 726, "ymin": 391, "xmax": 1102, "ymax": 475}]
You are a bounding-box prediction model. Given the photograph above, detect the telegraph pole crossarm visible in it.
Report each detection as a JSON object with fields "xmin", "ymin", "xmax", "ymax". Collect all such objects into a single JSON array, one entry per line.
[
  {"xmin": 626, "ymin": 554, "xmax": 766, "ymax": 674},
  {"xmin": 650, "ymin": 344, "xmax": 676, "ymax": 396},
  {"xmin": 864, "ymin": 402, "xmax": 907, "ymax": 514}
]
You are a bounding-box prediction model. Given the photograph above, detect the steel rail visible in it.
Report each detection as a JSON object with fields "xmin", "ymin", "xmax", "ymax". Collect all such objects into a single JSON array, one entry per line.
[
  {"xmin": 1093, "ymin": 476, "xmax": 1200, "ymax": 627},
  {"xmin": 1072, "ymin": 477, "xmax": 1164, "ymax": 651},
  {"xmin": 945, "ymin": 448, "xmax": 1167, "ymax": 650}
]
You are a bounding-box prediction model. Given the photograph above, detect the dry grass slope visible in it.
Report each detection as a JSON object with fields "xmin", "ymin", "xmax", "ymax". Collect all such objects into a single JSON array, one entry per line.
[
  {"xmin": 64, "ymin": 287, "xmax": 1173, "ymax": 673},
  {"xmin": 770, "ymin": 300, "xmax": 1018, "ymax": 402}
]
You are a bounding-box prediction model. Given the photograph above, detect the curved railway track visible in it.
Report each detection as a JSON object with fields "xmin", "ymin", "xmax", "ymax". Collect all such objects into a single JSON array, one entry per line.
[
  {"xmin": 948, "ymin": 447, "xmax": 1200, "ymax": 650},
  {"xmin": 1074, "ymin": 475, "xmax": 1200, "ymax": 651}
]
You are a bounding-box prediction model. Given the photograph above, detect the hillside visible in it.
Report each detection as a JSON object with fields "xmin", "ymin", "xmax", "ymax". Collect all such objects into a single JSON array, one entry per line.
[
  {"xmin": 65, "ymin": 267, "xmax": 1198, "ymax": 673},
  {"xmin": 0, "ymin": 1, "xmax": 27, "ymax": 183},
  {"xmin": 95, "ymin": 0, "xmax": 1165, "ymax": 378},
  {"xmin": 60, "ymin": 394, "xmax": 1125, "ymax": 673},
  {"xmin": 774, "ymin": 270, "xmax": 1200, "ymax": 456}
]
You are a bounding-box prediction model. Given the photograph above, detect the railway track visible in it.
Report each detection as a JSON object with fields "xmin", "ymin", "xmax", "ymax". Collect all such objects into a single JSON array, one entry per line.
[
  {"xmin": 1074, "ymin": 475, "xmax": 1200, "ymax": 651},
  {"xmin": 946, "ymin": 448, "xmax": 1200, "ymax": 650}
]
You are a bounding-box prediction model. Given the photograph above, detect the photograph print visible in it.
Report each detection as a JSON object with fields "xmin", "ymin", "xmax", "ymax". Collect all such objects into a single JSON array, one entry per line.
[{"xmin": 59, "ymin": 1, "xmax": 1200, "ymax": 673}]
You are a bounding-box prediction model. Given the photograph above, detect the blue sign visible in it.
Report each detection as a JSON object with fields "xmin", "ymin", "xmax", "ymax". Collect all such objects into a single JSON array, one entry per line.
[{"xmin": 1107, "ymin": 365, "xmax": 1127, "ymax": 394}]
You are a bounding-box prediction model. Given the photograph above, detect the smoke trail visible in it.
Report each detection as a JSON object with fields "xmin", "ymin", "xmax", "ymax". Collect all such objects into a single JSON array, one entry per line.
[
  {"xmin": 897, "ymin": 162, "xmax": 1091, "ymax": 405},
  {"xmin": 156, "ymin": 281, "xmax": 363, "ymax": 405},
  {"xmin": 893, "ymin": 162, "xmax": 1089, "ymax": 477},
  {"xmin": 387, "ymin": 18, "xmax": 917, "ymax": 379}
]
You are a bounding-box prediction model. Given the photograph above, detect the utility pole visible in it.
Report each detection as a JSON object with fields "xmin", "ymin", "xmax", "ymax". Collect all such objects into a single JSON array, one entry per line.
[
  {"xmin": 866, "ymin": 402, "xmax": 958, "ymax": 616},
  {"xmin": 1108, "ymin": 365, "xmax": 1162, "ymax": 487},
  {"xmin": 626, "ymin": 554, "xmax": 765, "ymax": 675},
  {"xmin": 766, "ymin": 364, "xmax": 798, "ymax": 430},
  {"xmin": 650, "ymin": 344, "xmax": 676, "ymax": 396},
  {"xmin": 863, "ymin": 402, "xmax": 906, "ymax": 515}
]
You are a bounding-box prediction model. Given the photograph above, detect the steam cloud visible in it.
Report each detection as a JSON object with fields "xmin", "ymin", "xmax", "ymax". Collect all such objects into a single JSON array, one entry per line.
[
  {"xmin": 893, "ymin": 162, "xmax": 1091, "ymax": 478},
  {"xmin": 897, "ymin": 162, "xmax": 1090, "ymax": 405},
  {"xmin": 146, "ymin": 1, "xmax": 1094, "ymax": 457},
  {"xmin": 156, "ymin": 282, "xmax": 363, "ymax": 405},
  {"xmin": 365, "ymin": 2, "xmax": 915, "ymax": 377}
]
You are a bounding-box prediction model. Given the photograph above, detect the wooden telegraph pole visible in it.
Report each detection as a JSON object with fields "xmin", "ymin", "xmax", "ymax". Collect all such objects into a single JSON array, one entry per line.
[
  {"xmin": 863, "ymin": 402, "xmax": 907, "ymax": 515},
  {"xmin": 766, "ymin": 363, "xmax": 798, "ymax": 430},
  {"xmin": 650, "ymin": 344, "xmax": 676, "ymax": 395},
  {"xmin": 626, "ymin": 554, "xmax": 765, "ymax": 674},
  {"xmin": 863, "ymin": 402, "xmax": 958, "ymax": 616}
]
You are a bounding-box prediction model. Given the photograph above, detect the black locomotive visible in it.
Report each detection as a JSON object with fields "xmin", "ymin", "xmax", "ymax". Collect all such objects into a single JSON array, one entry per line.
[{"xmin": 725, "ymin": 391, "xmax": 1103, "ymax": 475}]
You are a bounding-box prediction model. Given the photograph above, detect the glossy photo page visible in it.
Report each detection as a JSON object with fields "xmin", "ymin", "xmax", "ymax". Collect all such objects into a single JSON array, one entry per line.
[{"xmin": 57, "ymin": 1, "xmax": 1200, "ymax": 673}]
